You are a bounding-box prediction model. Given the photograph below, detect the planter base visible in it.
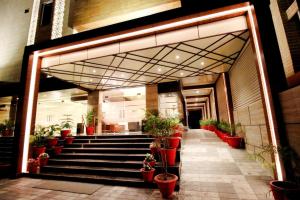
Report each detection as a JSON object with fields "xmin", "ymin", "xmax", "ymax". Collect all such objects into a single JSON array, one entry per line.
[
  {"xmin": 154, "ymin": 173, "xmax": 178, "ymax": 199},
  {"xmin": 270, "ymin": 180, "xmax": 300, "ymax": 200}
]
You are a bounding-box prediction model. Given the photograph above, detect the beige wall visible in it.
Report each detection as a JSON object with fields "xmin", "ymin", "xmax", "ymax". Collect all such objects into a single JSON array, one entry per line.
[
  {"xmin": 0, "ymin": 0, "xmax": 33, "ymax": 82},
  {"xmin": 229, "ymin": 43, "xmax": 271, "ymax": 162},
  {"xmin": 70, "ymin": 0, "xmax": 181, "ymax": 32},
  {"xmin": 216, "ymin": 74, "xmax": 230, "ymax": 122},
  {"xmin": 279, "ymin": 85, "xmax": 300, "ymax": 156}
]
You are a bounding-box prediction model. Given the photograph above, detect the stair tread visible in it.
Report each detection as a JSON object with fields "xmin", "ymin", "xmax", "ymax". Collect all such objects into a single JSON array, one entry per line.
[
  {"xmin": 69, "ymin": 142, "xmax": 151, "ymax": 145},
  {"xmin": 50, "ymin": 158, "xmax": 143, "ymax": 164},
  {"xmin": 58, "ymin": 153, "xmax": 146, "ymax": 156},
  {"xmin": 74, "ymin": 138, "xmax": 153, "ymax": 141},
  {"xmin": 43, "ymin": 165, "xmax": 140, "ymax": 172},
  {"xmin": 63, "ymin": 147, "xmax": 150, "ymax": 150}
]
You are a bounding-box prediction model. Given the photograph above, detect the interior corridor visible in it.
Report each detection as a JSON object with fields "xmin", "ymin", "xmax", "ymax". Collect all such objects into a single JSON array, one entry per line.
[{"xmin": 0, "ymin": 129, "xmax": 274, "ymax": 200}]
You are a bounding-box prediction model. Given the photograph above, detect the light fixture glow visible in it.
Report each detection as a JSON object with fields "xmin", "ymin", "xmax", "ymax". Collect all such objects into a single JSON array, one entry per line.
[
  {"xmin": 176, "ymin": 55, "xmax": 180, "ymax": 59},
  {"xmin": 89, "ymin": 79, "xmax": 93, "ymax": 82},
  {"xmin": 196, "ymin": 90, "xmax": 199, "ymax": 93},
  {"xmin": 93, "ymin": 69, "xmax": 96, "ymax": 73},
  {"xmin": 180, "ymin": 72, "xmax": 184, "ymax": 76},
  {"xmin": 158, "ymin": 68, "xmax": 162, "ymax": 72},
  {"xmin": 22, "ymin": 52, "xmax": 39, "ymax": 172},
  {"xmin": 201, "ymin": 61, "xmax": 205, "ymax": 66}
]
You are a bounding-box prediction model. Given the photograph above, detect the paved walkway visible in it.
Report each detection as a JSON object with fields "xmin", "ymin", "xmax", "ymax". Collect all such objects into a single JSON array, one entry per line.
[{"xmin": 0, "ymin": 129, "xmax": 274, "ymax": 200}]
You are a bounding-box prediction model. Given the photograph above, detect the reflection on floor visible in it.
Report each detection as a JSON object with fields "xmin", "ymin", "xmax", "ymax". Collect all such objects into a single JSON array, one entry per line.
[{"xmin": 0, "ymin": 129, "xmax": 274, "ymax": 200}]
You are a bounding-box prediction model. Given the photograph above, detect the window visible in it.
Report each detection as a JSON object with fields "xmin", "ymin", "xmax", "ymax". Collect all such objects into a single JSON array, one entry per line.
[{"xmin": 40, "ymin": 1, "xmax": 53, "ymax": 26}]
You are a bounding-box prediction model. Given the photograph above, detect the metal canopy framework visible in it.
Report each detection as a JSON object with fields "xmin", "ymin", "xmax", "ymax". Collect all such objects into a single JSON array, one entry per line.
[{"xmin": 42, "ymin": 30, "xmax": 249, "ymax": 91}]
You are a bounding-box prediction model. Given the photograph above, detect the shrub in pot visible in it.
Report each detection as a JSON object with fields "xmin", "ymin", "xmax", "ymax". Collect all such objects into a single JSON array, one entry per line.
[
  {"xmin": 217, "ymin": 121, "xmax": 232, "ymax": 142},
  {"xmin": 30, "ymin": 126, "xmax": 46, "ymax": 158},
  {"xmin": 224, "ymin": 123, "xmax": 244, "ymax": 149},
  {"xmin": 53, "ymin": 146, "xmax": 63, "ymax": 155},
  {"xmin": 200, "ymin": 119, "xmax": 217, "ymax": 131},
  {"xmin": 65, "ymin": 133, "xmax": 74, "ymax": 144},
  {"xmin": 251, "ymin": 145, "xmax": 300, "ymax": 200},
  {"xmin": 144, "ymin": 114, "xmax": 178, "ymax": 198},
  {"xmin": 28, "ymin": 158, "xmax": 39, "ymax": 174},
  {"xmin": 150, "ymin": 141, "xmax": 161, "ymax": 155},
  {"xmin": 85, "ymin": 110, "xmax": 95, "ymax": 135},
  {"xmin": 45, "ymin": 124, "xmax": 60, "ymax": 147},
  {"xmin": 0, "ymin": 120, "xmax": 15, "ymax": 137},
  {"xmin": 38, "ymin": 153, "xmax": 49, "ymax": 167},
  {"xmin": 140, "ymin": 162, "xmax": 156, "ymax": 183},
  {"xmin": 144, "ymin": 153, "xmax": 156, "ymax": 167},
  {"xmin": 60, "ymin": 114, "xmax": 73, "ymax": 139}
]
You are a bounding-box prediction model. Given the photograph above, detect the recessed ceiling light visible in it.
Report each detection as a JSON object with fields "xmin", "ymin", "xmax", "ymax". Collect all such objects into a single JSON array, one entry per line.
[
  {"xmin": 176, "ymin": 55, "xmax": 180, "ymax": 59},
  {"xmin": 196, "ymin": 90, "xmax": 199, "ymax": 93},
  {"xmin": 201, "ymin": 62, "xmax": 205, "ymax": 66},
  {"xmin": 47, "ymin": 75, "xmax": 53, "ymax": 78},
  {"xmin": 158, "ymin": 68, "xmax": 161, "ymax": 72},
  {"xmin": 180, "ymin": 72, "xmax": 184, "ymax": 76},
  {"xmin": 93, "ymin": 69, "xmax": 96, "ymax": 73},
  {"xmin": 89, "ymin": 79, "xmax": 93, "ymax": 82},
  {"xmin": 121, "ymin": 74, "xmax": 125, "ymax": 77}
]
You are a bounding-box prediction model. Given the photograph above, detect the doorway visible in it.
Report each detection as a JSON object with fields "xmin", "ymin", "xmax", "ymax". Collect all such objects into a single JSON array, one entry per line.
[{"xmin": 188, "ymin": 110, "xmax": 202, "ymax": 129}]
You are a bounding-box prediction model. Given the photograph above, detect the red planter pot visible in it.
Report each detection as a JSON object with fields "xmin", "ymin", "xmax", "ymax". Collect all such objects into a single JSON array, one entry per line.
[
  {"xmin": 218, "ymin": 132, "xmax": 229, "ymax": 142},
  {"xmin": 172, "ymin": 131, "xmax": 182, "ymax": 138},
  {"xmin": 270, "ymin": 180, "xmax": 300, "ymax": 200},
  {"xmin": 201, "ymin": 125, "xmax": 208, "ymax": 130},
  {"xmin": 144, "ymin": 160, "xmax": 156, "ymax": 167},
  {"xmin": 65, "ymin": 137, "xmax": 74, "ymax": 144},
  {"xmin": 54, "ymin": 146, "xmax": 63, "ymax": 155},
  {"xmin": 167, "ymin": 137, "xmax": 181, "ymax": 149},
  {"xmin": 47, "ymin": 138, "xmax": 58, "ymax": 147},
  {"xmin": 154, "ymin": 173, "xmax": 178, "ymax": 199},
  {"xmin": 32, "ymin": 146, "xmax": 46, "ymax": 158},
  {"xmin": 39, "ymin": 158, "xmax": 49, "ymax": 167},
  {"xmin": 150, "ymin": 147, "xmax": 159, "ymax": 155},
  {"xmin": 160, "ymin": 148, "xmax": 176, "ymax": 166},
  {"xmin": 61, "ymin": 129, "xmax": 71, "ymax": 139},
  {"xmin": 226, "ymin": 136, "xmax": 244, "ymax": 149},
  {"xmin": 140, "ymin": 168, "xmax": 155, "ymax": 183},
  {"xmin": 2, "ymin": 130, "xmax": 13, "ymax": 137},
  {"xmin": 86, "ymin": 126, "xmax": 95, "ymax": 135},
  {"xmin": 28, "ymin": 165, "xmax": 39, "ymax": 174},
  {"xmin": 207, "ymin": 125, "xmax": 216, "ymax": 132}
]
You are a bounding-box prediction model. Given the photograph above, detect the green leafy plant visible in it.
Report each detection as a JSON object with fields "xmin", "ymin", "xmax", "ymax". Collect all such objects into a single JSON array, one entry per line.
[
  {"xmin": 199, "ymin": 119, "xmax": 217, "ymax": 126},
  {"xmin": 143, "ymin": 162, "xmax": 154, "ymax": 171},
  {"xmin": 46, "ymin": 124, "xmax": 61, "ymax": 138},
  {"xmin": 0, "ymin": 123, "xmax": 6, "ymax": 134},
  {"xmin": 3, "ymin": 120, "xmax": 14, "ymax": 130},
  {"xmin": 30, "ymin": 126, "xmax": 46, "ymax": 147},
  {"xmin": 144, "ymin": 153, "xmax": 156, "ymax": 162},
  {"xmin": 217, "ymin": 120, "xmax": 234, "ymax": 135},
  {"xmin": 86, "ymin": 110, "xmax": 94, "ymax": 126},
  {"xmin": 39, "ymin": 153, "xmax": 49, "ymax": 159},
  {"xmin": 61, "ymin": 114, "xmax": 73, "ymax": 129}
]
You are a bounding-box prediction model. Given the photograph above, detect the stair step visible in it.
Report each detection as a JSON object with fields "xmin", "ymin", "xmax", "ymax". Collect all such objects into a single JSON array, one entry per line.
[
  {"xmin": 55, "ymin": 153, "xmax": 147, "ymax": 161},
  {"xmin": 41, "ymin": 165, "xmax": 140, "ymax": 178},
  {"xmin": 66, "ymin": 143, "xmax": 150, "ymax": 148},
  {"xmin": 74, "ymin": 134, "xmax": 151, "ymax": 139},
  {"xmin": 62, "ymin": 147, "xmax": 151, "ymax": 154},
  {"xmin": 27, "ymin": 172, "xmax": 180, "ymax": 190},
  {"xmin": 73, "ymin": 138, "xmax": 153, "ymax": 144}
]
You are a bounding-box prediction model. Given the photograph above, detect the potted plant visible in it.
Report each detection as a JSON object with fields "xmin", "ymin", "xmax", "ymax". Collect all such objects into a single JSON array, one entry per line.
[
  {"xmin": 216, "ymin": 121, "xmax": 231, "ymax": 142},
  {"xmin": 27, "ymin": 158, "xmax": 39, "ymax": 174},
  {"xmin": 225, "ymin": 123, "xmax": 244, "ymax": 149},
  {"xmin": 46, "ymin": 124, "xmax": 60, "ymax": 147},
  {"xmin": 65, "ymin": 133, "xmax": 74, "ymax": 144},
  {"xmin": 85, "ymin": 110, "xmax": 95, "ymax": 135},
  {"xmin": 53, "ymin": 145, "xmax": 63, "ymax": 155},
  {"xmin": 140, "ymin": 162, "xmax": 156, "ymax": 183},
  {"xmin": 30, "ymin": 126, "xmax": 46, "ymax": 158},
  {"xmin": 172, "ymin": 123, "xmax": 184, "ymax": 137},
  {"xmin": 38, "ymin": 153, "xmax": 49, "ymax": 167},
  {"xmin": 144, "ymin": 153, "xmax": 156, "ymax": 167},
  {"xmin": 251, "ymin": 145, "xmax": 300, "ymax": 200},
  {"xmin": 60, "ymin": 114, "xmax": 73, "ymax": 139},
  {"xmin": 200, "ymin": 119, "xmax": 217, "ymax": 131},
  {"xmin": 144, "ymin": 114, "xmax": 178, "ymax": 198},
  {"xmin": 0, "ymin": 120, "xmax": 14, "ymax": 137}
]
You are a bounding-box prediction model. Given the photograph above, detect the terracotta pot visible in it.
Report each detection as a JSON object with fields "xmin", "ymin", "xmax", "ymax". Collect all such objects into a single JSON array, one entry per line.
[
  {"xmin": 154, "ymin": 173, "xmax": 178, "ymax": 199},
  {"xmin": 218, "ymin": 131, "xmax": 229, "ymax": 142},
  {"xmin": 201, "ymin": 125, "xmax": 208, "ymax": 130},
  {"xmin": 32, "ymin": 146, "xmax": 46, "ymax": 158},
  {"xmin": 140, "ymin": 168, "xmax": 155, "ymax": 183},
  {"xmin": 167, "ymin": 137, "xmax": 181, "ymax": 149},
  {"xmin": 226, "ymin": 136, "xmax": 244, "ymax": 149},
  {"xmin": 160, "ymin": 148, "xmax": 176, "ymax": 166},
  {"xmin": 39, "ymin": 157, "xmax": 49, "ymax": 167},
  {"xmin": 54, "ymin": 146, "xmax": 63, "ymax": 155},
  {"xmin": 47, "ymin": 138, "xmax": 58, "ymax": 147},
  {"xmin": 65, "ymin": 137, "xmax": 74, "ymax": 144},
  {"xmin": 28, "ymin": 165, "xmax": 39, "ymax": 174},
  {"xmin": 61, "ymin": 129, "xmax": 71, "ymax": 139},
  {"xmin": 86, "ymin": 126, "xmax": 95, "ymax": 135},
  {"xmin": 144, "ymin": 160, "xmax": 156, "ymax": 167},
  {"xmin": 207, "ymin": 125, "xmax": 216, "ymax": 132},
  {"xmin": 270, "ymin": 180, "xmax": 300, "ymax": 200},
  {"xmin": 172, "ymin": 131, "xmax": 182, "ymax": 138},
  {"xmin": 2, "ymin": 129, "xmax": 13, "ymax": 137}
]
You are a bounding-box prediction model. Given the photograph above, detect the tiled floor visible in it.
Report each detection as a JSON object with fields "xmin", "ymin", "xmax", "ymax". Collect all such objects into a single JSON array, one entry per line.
[{"xmin": 0, "ymin": 129, "xmax": 274, "ymax": 200}]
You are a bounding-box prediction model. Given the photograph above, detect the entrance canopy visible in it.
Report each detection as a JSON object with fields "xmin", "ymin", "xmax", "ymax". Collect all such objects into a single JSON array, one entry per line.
[{"xmin": 41, "ymin": 16, "xmax": 249, "ymax": 91}]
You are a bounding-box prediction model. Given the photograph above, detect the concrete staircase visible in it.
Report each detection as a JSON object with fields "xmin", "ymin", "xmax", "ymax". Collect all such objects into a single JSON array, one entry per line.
[
  {"xmin": 0, "ymin": 137, "xmax": 15, "ymax": 177},
  {"xmin": 30, "ymin": 134, "xmax": 181, "ymax": 189}
]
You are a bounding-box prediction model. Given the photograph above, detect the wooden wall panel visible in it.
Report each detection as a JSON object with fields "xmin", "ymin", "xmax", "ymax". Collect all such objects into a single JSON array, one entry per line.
[
  {"xmin": 70, "ymin": 0, "xmax": 181, "ymax": 32},
  {"xmin": 216, "ymin": 74, "xmax": 229, "ymax": 122},
  {"xmin": 146, "ymin": 84, "xmax": 158, "ymax": 112}
]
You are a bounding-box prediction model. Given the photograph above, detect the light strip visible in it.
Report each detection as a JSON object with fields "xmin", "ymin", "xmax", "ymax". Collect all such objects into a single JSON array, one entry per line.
[
  {"xmin": 22, "ymin": 52, "xmax": 39, "ymax": 172},
  {"xmin": 22, "ymin": 4, "xmax": 284, "ymax": 180},
  {"xmin": 247, "ymin": 6, "xmax": 284, "ymax": 180},
  {"xmin": 38, "ymin": 6, "xmax": 249, "ymax": 57}
]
